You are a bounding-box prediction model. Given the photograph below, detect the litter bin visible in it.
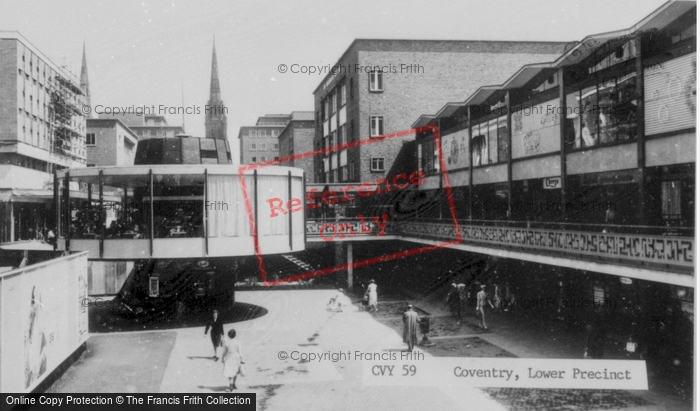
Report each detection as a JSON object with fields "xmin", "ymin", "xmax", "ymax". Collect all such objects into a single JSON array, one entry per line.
[{"xmin": 418, "ymin": 316, "xmax": 435, "ymax": 347}]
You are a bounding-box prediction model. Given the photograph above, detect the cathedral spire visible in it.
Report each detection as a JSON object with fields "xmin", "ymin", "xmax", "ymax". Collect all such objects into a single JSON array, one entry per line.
[{"xmin": 80, "ymin": 42, "xmax": 91, "ymax": 116}]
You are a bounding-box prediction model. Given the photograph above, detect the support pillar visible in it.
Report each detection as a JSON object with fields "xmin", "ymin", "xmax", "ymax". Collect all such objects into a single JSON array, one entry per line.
[
  {"xmin": 346, "ymin": 242, "xmax": 353, "ymax": 290},
  {"xmin": 334, "ymin": 242, "xmax": 344, "ymax": 286}
]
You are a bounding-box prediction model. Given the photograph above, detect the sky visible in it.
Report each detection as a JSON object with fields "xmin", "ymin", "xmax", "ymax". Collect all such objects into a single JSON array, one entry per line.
[{"xmin": 0, "ymin": 0, "xmax": 667, "ymax": 164}]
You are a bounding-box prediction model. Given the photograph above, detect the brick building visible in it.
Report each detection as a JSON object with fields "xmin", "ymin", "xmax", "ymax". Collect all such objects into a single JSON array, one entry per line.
[
  {"xmin": 278, "ymin": 111, "xmax": 315, "ymax": 182},
  {"xmin": 238, "ymin": 114, "xmax": 290, "ymax": 165},
  {"xmin": 0, "ymin": 32, "xmax": 87, "ymax": 242},
  {"xmin": 312, "ymin": 39, "xmax": 569, "ymax": 185},
  {"xmin": 86, "ymin": 118, "xmax": 139, "ymax": 167}
]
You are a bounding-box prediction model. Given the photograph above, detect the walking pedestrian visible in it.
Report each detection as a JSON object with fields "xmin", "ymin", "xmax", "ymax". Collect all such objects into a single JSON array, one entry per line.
[
  {"xmin": 403, "ymin": 304, "xmax": 419, "ymax": 352},
  {"xmin": 204, "ymin": 310, "xmax": 224, "ymax": 360},
  {"xmin": 221, "ymin": 329, "xmax": 244, "ymax": 391},
  {"xmin": 493, "ymin": 283, "xmax": 502, "ymax": 313},
  {"xmin": 366, "ymin": 280, "xmax": 378, "ymax": 312},
  {"xmin": 446, "ymin": 283, "xmax": 459, "ymax": 317},
  {"xmin": 584, "ymin": 322, "xmax": 606, "ymax": 359},
  {"xmin": 457, "ymin": 284, "xmax": 468, "ymax": 318},
  {"xmin": 476, "ymin": 285, "xmax": 494, "ymax": 329}
]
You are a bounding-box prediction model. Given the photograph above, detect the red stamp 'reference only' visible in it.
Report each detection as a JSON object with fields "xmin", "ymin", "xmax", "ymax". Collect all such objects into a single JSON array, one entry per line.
[{"xmin": 238, "ymin": 125, "xmax": 462, "ymax": 284}]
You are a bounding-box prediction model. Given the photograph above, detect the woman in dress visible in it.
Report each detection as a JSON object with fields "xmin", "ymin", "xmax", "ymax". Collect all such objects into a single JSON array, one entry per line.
[
  {"xmin": 365, "ymin": 279, "xmax": 378, "ymax": 313},
  {"xmin": 221, "ymin": 329, "xmax": 244, "ymax": 391}
]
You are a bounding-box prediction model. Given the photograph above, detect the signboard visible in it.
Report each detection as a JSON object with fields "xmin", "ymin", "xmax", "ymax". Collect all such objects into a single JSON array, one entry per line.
[
  {"xmin": 543, "ymin": 177, "xmax": 562, "ymax": 189},
  {"xmin": 644, "ymin": 52, "xmax": 696, "ymax": 135},
  {"xmin": 512, "ymin": 98, "xmax": 561, "ymax": 159},
  {"xmin": 440, "ymin": 128, "xmax": 470, "ymax": 171}
]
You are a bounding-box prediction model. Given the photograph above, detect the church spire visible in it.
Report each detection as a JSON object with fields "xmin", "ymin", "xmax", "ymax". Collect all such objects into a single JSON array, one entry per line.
[
  {"xmin": 205, "ymin": 36, "xmax": 227, "ymax": 140},
  {"xmin": 80, "ymin": 42, "xmax": 91, "ymax": 116},
  {"xmin": 209, "ymin": 36, "xmax": 221, "ymax": 102}
]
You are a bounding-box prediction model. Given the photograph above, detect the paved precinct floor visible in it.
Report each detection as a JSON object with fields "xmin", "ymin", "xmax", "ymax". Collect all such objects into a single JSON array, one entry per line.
[{"xmin": 49, "ymin": 290, "xmax": 692, "ymax": 411}]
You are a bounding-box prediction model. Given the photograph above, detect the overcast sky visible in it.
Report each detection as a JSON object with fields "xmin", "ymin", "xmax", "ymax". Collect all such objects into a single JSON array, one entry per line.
[{"xmin": 1, "ymin": 0, "xmax": 666, "ymax": 163}]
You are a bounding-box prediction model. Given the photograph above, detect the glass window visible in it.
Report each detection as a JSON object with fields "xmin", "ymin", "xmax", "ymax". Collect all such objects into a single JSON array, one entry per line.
[
  {"xmin": 260, "ymin": 143, "xmax": 266, "ymax": 150},
  {"xmin": 580, "ymin": 85, "xmax": 599, "ymax": 147},
  {"xmin": 331, "ymin": 90, "xmax": 337, "ymax": 114},
  {"xmin": 497, "ymin": 116, "xmax": 508, "ymax": 162},
  {"xmin": 341, "ymin": 84, "xmax": 347, "ymax": 106},
  {"xmin": 151, "ymin": 173, "xmax": 205, "ymax": 239},
  {"xmin": 251, "ymin": 156, "xmax": 257, "ymax": 162},
  {"xmin": 369, "ymin": 70, "xmax": 383, "ymax": 91},
  {"xmin": 370, "ymin": 116, "xmax": 384, "ymax": 137},
  {"xmin": 662, "ymin": 181, "xmax": 682, "ymax": 220},
  {"xmin": 370, "ymin": 157, "xmax": 385, "ymax": 172},
  {"xmin": 339, "ymin": 125, "xmax": 346, "ymax": 145},
  {"xmin": 250, "ymin": 143, "xmax": 257, "ymax": 151},
  {"xmin": 566, "ymin": 91, "xmax": 582, "ymax": 148},
  {"xmin": 471, "ymin": 134, "xmax": 487, "ymax": 167},
  {"xmin": 86, "ymin": 133, "xmax": 95, "ymax": 146},
  {"xmin": 567, "ymin": 73, "xmax": 637, "ymax": 149},
  {"xmin": 274, "ymin": 143, "xmax": 279, "ymax": 150}
]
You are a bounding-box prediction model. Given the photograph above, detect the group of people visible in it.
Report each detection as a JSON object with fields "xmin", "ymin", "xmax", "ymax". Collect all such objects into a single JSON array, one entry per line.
[
  {"xmin": 204, "ymin": 310, "xmax": 244, "ymax": 392},
  {"xmin": 446, "ymin": 282, "xmax": 516, "ymax": 330}
]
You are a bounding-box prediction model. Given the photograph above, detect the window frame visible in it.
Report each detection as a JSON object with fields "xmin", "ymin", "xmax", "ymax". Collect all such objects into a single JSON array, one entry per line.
[
  {"xmin": 369, "ymin": 70, "xmax": 383, "ymax": 92},
  {"xmin": 370, "ymin": 157, "xmax": 385, "ymax": 172},
  {"xmin": 86, "ymin": 133, "xmax": 96, "ymax": 146},
  {"xmin": 370, "ymin": 115, "xmax": 384, "ymax": 137}
]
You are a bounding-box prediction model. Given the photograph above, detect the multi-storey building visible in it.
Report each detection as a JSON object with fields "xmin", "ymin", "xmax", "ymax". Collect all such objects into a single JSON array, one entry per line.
[
  {"xmin": 238, "ymin": 114, "xmax": 289, "ymax": 164},
  {"xmin": 0, "ymin": 32, "xmax": 87, "ymax": 242},
  {"xmin": 278, "ymin": 111, "xmax": 315, "ymax": 181},
  {"xmin": 312, "ymin": 39, "xmax": 569, "ymax": 185},
  {"xmin": 401, "ymin": 0, "xmax": 695, "ymax": 386}
]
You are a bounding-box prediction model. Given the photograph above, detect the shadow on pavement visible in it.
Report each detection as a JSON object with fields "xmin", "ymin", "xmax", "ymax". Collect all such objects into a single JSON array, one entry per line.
[{"xmin": 89, "ymin": 301, "xmax": 268, "ymax": 333}]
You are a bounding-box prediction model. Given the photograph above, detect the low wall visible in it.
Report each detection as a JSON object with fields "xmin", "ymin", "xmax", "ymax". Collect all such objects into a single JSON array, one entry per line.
[{"xmin": 0, "ymin": 250, "xmax": 89, "ymax": 393}]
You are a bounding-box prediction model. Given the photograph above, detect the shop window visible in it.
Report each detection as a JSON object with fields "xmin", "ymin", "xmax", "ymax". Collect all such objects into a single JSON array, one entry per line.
[
  {"xmin": 661, "ymin": 180, "xmax": 682, "ymax": 221},
  {"xmin": 471, "ymin": 135, "xmax": 487, "ymax": 166},
  {"xmin": 567, "ymin": 73, "xmax": 637, "ymax": 149}
]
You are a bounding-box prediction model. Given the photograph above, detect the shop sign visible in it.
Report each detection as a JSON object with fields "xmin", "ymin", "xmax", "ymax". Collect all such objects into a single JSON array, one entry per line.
[{"xmin": 543, "ymin": 177, "xmax": 562, "ymax": 189}]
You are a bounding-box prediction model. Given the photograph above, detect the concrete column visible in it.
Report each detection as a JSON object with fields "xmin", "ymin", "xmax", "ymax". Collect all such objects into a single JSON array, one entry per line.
[
  {"xmin": 9, "ymin": 202, "xmax": 15, "ymax": 242},
  {"xmin": 346, "ymin": 242, "xmax": 353, "ymax": 290}
]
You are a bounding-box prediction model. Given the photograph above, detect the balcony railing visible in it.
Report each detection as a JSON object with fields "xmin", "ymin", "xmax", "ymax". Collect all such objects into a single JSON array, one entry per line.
[{"xmin": 390, "ymin": 219, "xmax": 693, "ymax": 274}]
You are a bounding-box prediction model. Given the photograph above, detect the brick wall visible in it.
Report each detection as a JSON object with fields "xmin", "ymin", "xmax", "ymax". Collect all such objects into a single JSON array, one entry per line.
[{"xmin": 355, "ymin": 50, "xmax": 565, "ymax": 183}]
